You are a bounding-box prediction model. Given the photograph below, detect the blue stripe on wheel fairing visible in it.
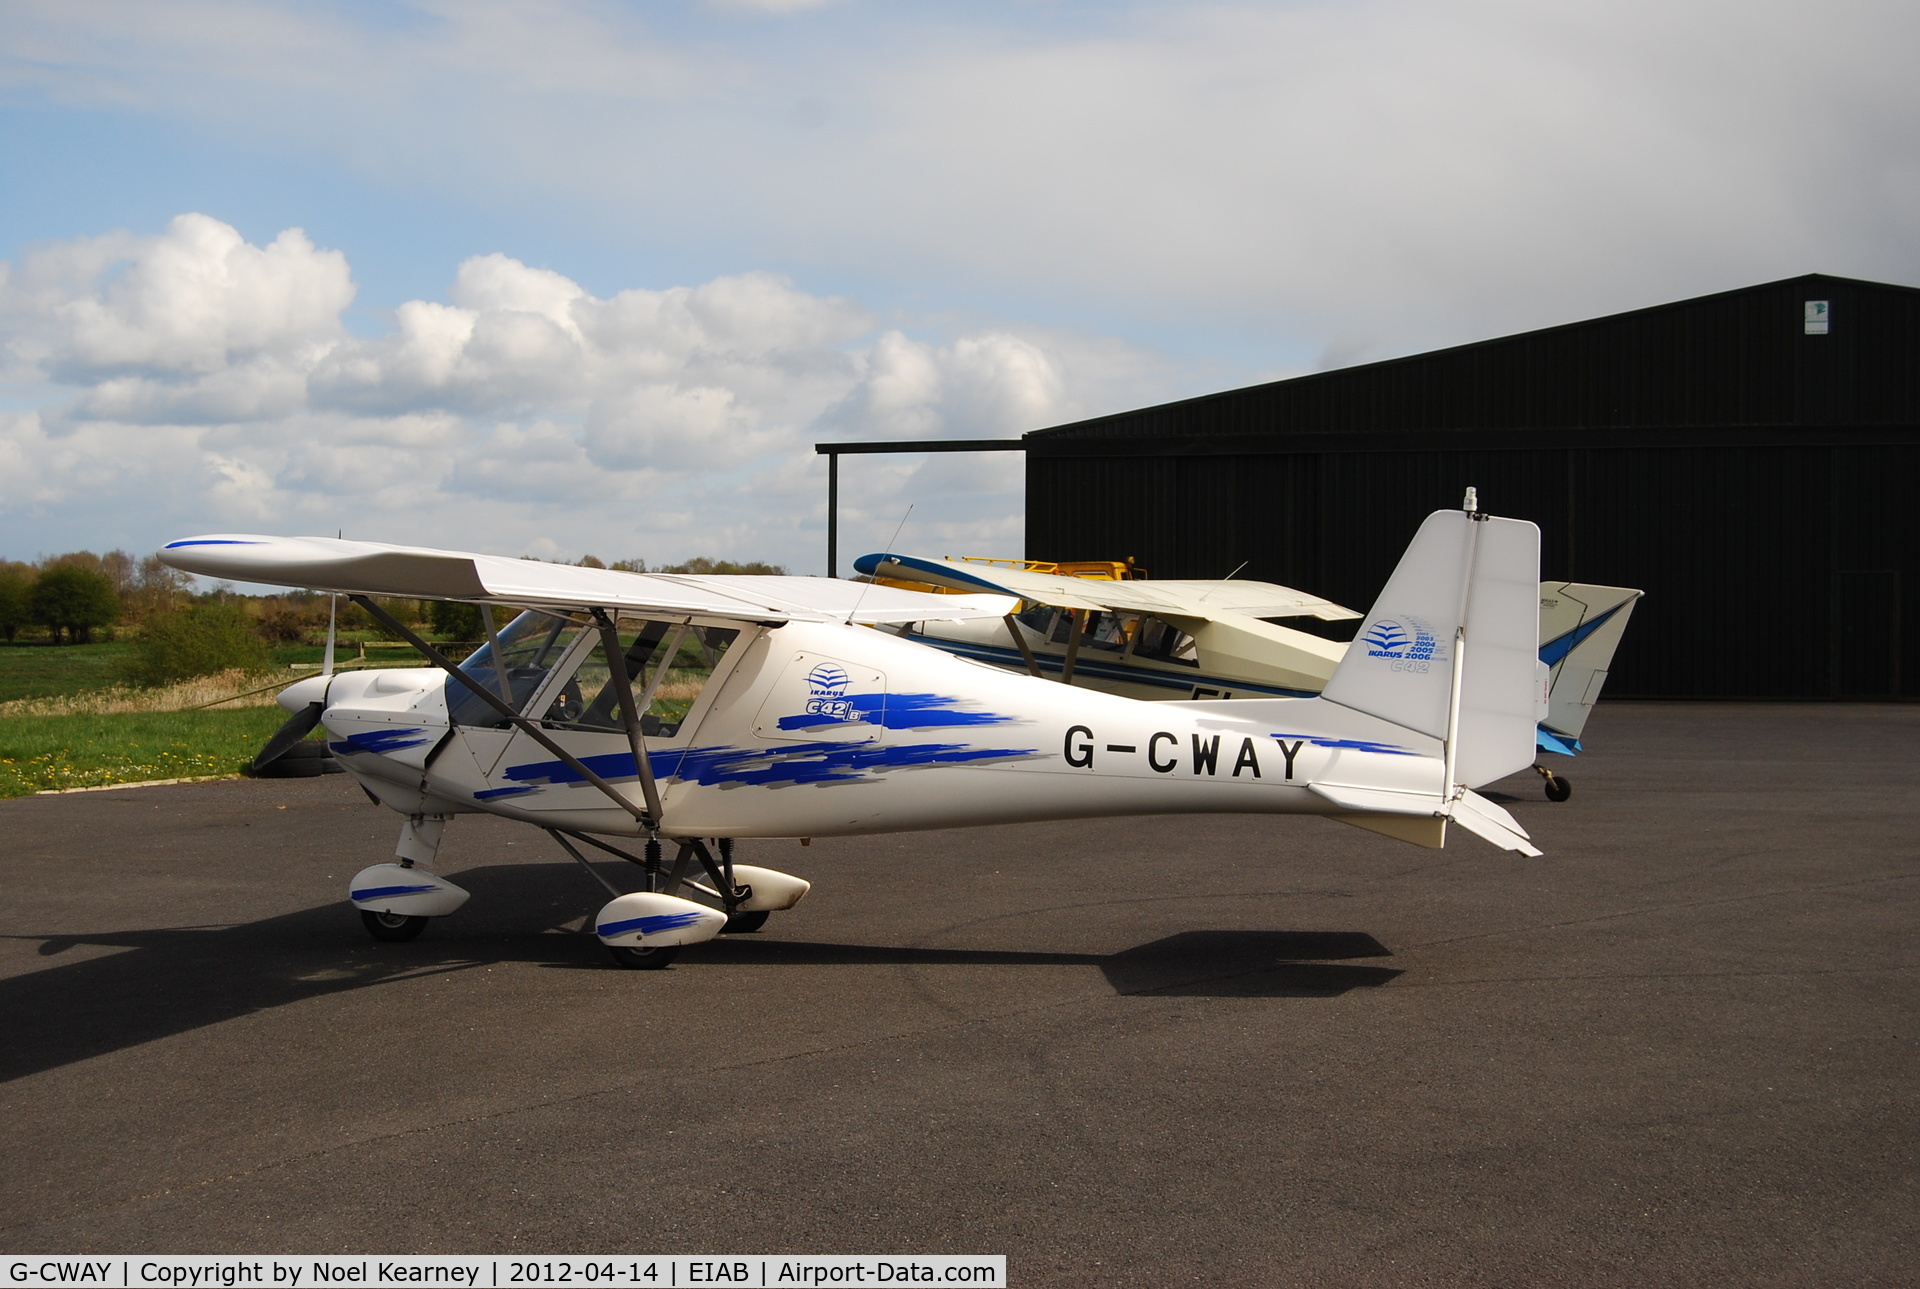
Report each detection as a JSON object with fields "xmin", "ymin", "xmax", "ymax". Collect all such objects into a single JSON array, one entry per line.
[
  {"xmin": 351, "ymin": 883, "xmax": 440, "ymax": 900},
  {"xmin": 598, "ymin": 910, "xmax": 710, "ymax": 938}
]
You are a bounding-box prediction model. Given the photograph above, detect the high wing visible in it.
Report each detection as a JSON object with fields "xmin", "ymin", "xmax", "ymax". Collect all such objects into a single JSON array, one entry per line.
[
  {"xmin": 855, "ymin": 552, "xmax": 1361, "ymax": 622},
  {"xmin": 161, "ymin": 535, "xmax": 1017, "ymax": 625}
]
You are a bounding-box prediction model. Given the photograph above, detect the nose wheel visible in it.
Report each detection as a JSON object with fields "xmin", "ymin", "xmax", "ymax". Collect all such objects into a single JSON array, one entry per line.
[
  {"xmin": 1535, "ymin": 765, "xmax": 1573, "ymax": 802},
  {"xmin": 361, "ymin": 910, "xmax": 429, "ymax": 942}
]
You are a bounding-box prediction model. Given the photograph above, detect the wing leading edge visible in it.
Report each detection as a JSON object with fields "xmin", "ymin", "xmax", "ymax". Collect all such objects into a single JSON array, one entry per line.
[
  {"xmin": 160, "ymin": 535, "xmax": 1016, "ymax": 625},
  {"xmin": 855, "ymin": 552, "xmax": 1361, "ymax": 621}
]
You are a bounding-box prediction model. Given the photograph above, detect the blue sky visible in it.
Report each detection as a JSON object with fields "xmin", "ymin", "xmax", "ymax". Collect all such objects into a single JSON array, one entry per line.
[{"xmin": 3, "ymin": 0, "xmax": 1916, "ymax": 572}]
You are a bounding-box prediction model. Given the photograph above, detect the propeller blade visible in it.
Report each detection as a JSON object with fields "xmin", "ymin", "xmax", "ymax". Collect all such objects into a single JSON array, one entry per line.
[{"xmin": 252, "ymin": 702, "xmax": 324, "ymax": 771}]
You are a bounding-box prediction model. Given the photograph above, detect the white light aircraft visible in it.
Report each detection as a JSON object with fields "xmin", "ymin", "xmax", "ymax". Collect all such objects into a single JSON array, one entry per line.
[
  {"xmin": 161, "ymin": 497, "xmax": 1547, "ymax": 970},
  {"xmin": 854, "ymin": 553, "xmax": 1640, "ymax": 801}
]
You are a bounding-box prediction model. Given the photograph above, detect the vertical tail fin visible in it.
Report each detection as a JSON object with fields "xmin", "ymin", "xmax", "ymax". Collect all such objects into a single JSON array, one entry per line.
[
  {"xmin": 1323, "ymin": 506, "xmax": 1541, "ymax": 790},
  {"xmin": 1537, "ymin": 582, "xmax": 1643, "ymax": 748}
]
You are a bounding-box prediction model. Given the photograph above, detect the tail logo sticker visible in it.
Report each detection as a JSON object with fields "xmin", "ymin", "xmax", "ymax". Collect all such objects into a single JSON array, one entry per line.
[
  {"xmin": 1362, "ymin": 619, "xmax": 1410, "ymax": 653},
  {"xmin": 1361, "ymin": 615, "xmax": 1445, "ymax": 673}
]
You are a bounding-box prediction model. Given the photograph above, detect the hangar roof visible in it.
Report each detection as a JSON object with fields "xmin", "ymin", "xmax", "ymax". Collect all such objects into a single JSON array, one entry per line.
[{"xmin": 1027, "ymin": 273, "xmax": 1920, "ymax": 455}]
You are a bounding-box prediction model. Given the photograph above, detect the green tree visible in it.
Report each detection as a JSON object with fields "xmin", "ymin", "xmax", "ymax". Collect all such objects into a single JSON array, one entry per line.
[
  {"xmin": 30, "ymin": 566, "xmax": 120, "ymax": 643},
  {"xmin": 0, "ymin": 563, "xmax": 33, "ymax": 642},
  {"xmin": 657, "ymin": 556, "xmax": 786, "ymax": 575},
  {"xmin": 427, "ymin": 600, "xmax": 484, "ymax": 641},
  {"xmin": 128, "ymin": 601, "xmax": 272, "ymax": 685}
]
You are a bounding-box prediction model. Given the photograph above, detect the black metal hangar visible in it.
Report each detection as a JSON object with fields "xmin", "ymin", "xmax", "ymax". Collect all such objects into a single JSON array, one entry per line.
[{"xmin": 1022, "ymin": 273, "xmax": 1920, "ymax": 700}]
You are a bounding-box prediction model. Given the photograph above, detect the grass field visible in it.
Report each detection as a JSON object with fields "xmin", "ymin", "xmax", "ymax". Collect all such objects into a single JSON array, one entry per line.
[
  {"xmin": 0, "ymin": 636, "xmax": 469, "ymax": 796},
  {"xmin": 0, "ymin": 639, "xmax": 445, "ymax": 704},
  {"xmin": 0, "ymin": 707, "xmax": 292, "ymax": 798},
  {"xmin": 0, "ymin": 642, "xmax": 143, "ymax": 703}
]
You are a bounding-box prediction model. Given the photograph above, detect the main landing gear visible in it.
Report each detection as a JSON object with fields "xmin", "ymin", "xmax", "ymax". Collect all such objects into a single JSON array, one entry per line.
[
  {"xmin": 1535, "ymin": 764, "xmax": 1573, "ymax": 802},
  {"xmin": 345, "ymin": 816, "xmax": 810, "ymax": 968},
  {"xmin": 546, "ymin": 831, "xmax": 811, "ymax": 970}
]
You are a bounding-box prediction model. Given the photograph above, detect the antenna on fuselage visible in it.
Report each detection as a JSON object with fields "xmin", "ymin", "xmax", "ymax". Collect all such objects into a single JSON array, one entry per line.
[
  {"xmin": 845, "ymin": 504, "xmax": 914, "ymax": 624},
  {"xmin": 321, "ymin": 595, "xmax": 337, "ymax": 677}
]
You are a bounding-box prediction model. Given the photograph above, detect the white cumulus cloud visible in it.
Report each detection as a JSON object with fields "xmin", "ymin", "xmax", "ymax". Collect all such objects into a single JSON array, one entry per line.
[{"xmin": 0, "ymin": 215, "xmax": 1175, "ymax": 568}]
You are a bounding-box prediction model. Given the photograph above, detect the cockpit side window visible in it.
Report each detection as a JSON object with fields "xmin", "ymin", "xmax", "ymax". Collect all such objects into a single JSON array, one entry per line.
[
  {"xmin": 448, "ymin": 610, "xmax": 585, "ymax": 726},
  {"xmin": 1048, "ymin": 609, "xmax": 1134, "ymax": 652},
  {"xmin": 540, "ymin": 620, "xmax": 743, "ymax": 739},
  {"xmin": 1135, "ymin": 615, "xmax": 1199, "ymax": 666},
  {"xmin": 1016, "ymin": 601, "xmax": 1057, "ymax": 635}
]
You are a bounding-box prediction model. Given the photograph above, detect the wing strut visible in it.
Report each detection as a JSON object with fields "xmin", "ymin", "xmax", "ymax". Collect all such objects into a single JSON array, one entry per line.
[
  {"xmin": 349, "ymin": 595, "xmax": 655, "ymax": 831},
  {"xmin": 590, "ymin": 607, "xmax": 666, "ymax": 826},
  {"xmin": 1002, "ymin": 613, "xmax": 1043, "ymax": 678}
]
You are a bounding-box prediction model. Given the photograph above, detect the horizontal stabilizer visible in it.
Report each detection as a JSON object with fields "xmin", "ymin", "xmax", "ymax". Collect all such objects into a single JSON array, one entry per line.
[
  {"xmin": 1309, "ymin": 781, "xmax": 1443, "ymax": 816},
  {"xmin": 1449, "ymin": 790, "xmax": 1543, "ymax": 857},
  {"xmin": 1311, "ymin": 781, "xmax": 1541, "ymax": 856}
]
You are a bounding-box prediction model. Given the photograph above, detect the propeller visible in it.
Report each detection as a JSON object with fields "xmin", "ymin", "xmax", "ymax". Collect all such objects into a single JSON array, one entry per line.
[
  {"xmin": 251, "ymin": 591, "xmax": 342, "ymax": 776},
  {"xmin": 252, "ymin": 702, "xmax": 325, "ymax": 773}
]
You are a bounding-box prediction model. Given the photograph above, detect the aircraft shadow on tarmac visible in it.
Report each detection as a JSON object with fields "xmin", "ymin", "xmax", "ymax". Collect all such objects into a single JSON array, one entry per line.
[{"xmin": 0, "ymin": 862, "xmax": 1399, "ymax": 1084}]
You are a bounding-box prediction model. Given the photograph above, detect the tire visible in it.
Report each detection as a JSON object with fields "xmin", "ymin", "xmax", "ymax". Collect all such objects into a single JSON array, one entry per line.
[
  {"xmin": 721, "ymin": 910, "xmax": 770, "ymax": 934},
  {"xmin": 608, "ymin": 943, "xmax": 680, "ymax": 970},
  {"xmin": 256, "ymin": 755, "xmax": 325, "ymax": 779},
  {"xmin": 1544, "ymin": 775, "xmax": 1573, "ymax": 802},
  {"xmin": 255, "ymin": 741, "xmax": 332, "ymax": 778},
  {"xmin": 361, "ymin": 909, "xmax": 429, "ymax": 942}
]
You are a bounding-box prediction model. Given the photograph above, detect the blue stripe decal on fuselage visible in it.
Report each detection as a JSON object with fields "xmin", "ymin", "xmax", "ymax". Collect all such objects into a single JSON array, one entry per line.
[
  {"xmin": 1270, "ymin": 733, "xmax": 1416, "ymax": 756},
  {"xmin": 474, "ymin": 784, "xmax": 540, "ymax": 800},
  {"xmin": 163, "ymin": 539, "xmax": 264, "ymax": 548},
  {"xmin": 774, "ymin": 692, "xmax": 1017, "ymax": 733},
  {"xmin": 337, "ymin": 727, "xmax": 431, "ymax": 755},
  {"xmin": 906, "ymin": 635, "xmax": 1319, "ymax": 698},
  {"xmin": 1539, "ymin": 602, "xmax": 1625, "ymax": 667},
  {"xmin": 498, "ymin": 739, "xmax": 1040, "ymax": 791}
]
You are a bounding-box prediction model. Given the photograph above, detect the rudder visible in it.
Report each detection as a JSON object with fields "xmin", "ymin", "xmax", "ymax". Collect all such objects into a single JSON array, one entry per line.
[{"xmin": 1322, "ymin": 503, "xmax": 1541, "ymax": 790}]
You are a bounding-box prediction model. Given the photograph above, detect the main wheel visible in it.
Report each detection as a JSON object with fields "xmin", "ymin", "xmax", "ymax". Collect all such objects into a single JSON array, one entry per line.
[
  {"xmin": 608, "ymin": 943, "xmax": 680, "ymax": 970},
  {"xmin": 1544, "ymin": 775, "xmax": 1573, "ymax": 802},
  {"xmin": 361, "ymin": 909, "xmax": 429, "ymax": 942},
  {"xmin": 721, "ymin": 910, "xmax": 770, "ymax": 934}
]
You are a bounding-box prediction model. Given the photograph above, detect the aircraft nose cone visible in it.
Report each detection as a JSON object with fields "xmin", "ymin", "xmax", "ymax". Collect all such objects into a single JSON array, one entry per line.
[{"xmin": 277, "ymin": 674, "xmax": 330, "ymax": 713}]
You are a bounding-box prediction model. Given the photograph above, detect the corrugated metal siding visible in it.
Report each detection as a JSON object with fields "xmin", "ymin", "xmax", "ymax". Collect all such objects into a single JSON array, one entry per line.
[{"xmin": 1023, "ymin": 274, "xmax": 1920, "ymax": 699}]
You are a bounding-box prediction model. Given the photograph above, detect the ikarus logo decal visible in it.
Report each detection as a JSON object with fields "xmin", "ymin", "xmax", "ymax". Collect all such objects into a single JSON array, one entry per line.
[
  {"xmin": 804, "ymin": 662, "xmax": 854, "ymax": 720},
  {"xmin": 754, "ymin": 653, "xmax": 886, "ymax": 743},
  {"xmin": 1360, "ymin": 615, "xmax": 1448, "ymax": 674},
  {"xmin": 1362, "ymin": 620, "xmax": 1411, "ymax": 653}
]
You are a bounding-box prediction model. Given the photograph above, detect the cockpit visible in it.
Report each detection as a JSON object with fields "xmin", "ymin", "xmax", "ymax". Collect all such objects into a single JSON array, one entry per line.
[{"xmin": 450, "ymin": 610, "xmax": 741, "ymax": 738}]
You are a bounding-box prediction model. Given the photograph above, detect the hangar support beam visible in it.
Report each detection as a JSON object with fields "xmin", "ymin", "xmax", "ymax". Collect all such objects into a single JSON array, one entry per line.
[{"xmin": 814, "ymin": 439, "xmax": 1026, "ymax": 578}]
